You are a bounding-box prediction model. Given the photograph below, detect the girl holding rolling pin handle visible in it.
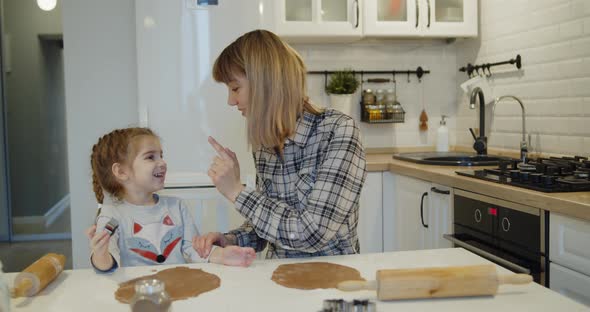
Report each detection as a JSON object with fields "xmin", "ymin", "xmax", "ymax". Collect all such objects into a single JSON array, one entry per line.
[
  {"xmin": 87, "ymin": 127, "xmax": 255, "ymax": 272},
  {"xmin": 192, "ymin": 29, "xmax": 367, "ymax": 259}
]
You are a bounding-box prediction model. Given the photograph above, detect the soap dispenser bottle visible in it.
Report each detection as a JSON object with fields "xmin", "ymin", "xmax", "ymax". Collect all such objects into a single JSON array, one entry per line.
[{"xmin": 436, "ymin": 115, "xmax": 449, "ymax": 152}]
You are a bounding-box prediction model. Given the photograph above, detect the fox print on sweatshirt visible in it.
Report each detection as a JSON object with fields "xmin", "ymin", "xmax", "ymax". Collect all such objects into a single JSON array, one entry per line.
[{"xmin": 92, "ymin": 195, "xmax": 206, "ymax": 272}]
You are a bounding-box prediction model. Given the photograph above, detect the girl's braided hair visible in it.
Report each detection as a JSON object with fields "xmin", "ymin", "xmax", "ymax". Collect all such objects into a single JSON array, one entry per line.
[{"xmin": 90, "ymin": 127, "xmax": 156, "ymax": 203}]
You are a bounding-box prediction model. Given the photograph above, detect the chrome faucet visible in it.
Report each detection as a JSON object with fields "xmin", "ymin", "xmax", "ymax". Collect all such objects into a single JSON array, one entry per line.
[
  {"xmin": 469, "ymin": 87, "xmax": 487, "ymax": 155},
  {"xmin": 494, "ymin": 95, "xmax": 529, "ymax": 164}
]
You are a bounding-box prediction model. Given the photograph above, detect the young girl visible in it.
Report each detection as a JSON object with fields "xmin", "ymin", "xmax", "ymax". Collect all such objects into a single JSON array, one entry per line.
[{"xmin": 89, "ymin": 127, "xmax": 256, "ymax": 272}]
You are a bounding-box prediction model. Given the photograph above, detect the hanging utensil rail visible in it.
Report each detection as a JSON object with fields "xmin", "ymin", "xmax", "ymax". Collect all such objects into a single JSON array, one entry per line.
[
  {"xmin": 308, "ymin": 67, "xmax": 430, "ymax": 89},
  {"xmin": 459, "ymin": 54, "xmax": 522, "ymax": 78}
]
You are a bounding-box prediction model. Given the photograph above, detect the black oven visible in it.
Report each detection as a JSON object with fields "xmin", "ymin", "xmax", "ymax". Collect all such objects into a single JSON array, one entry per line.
[{"xmin": 444, "ymin": 189, "xmax": 549, "ymax": 286}]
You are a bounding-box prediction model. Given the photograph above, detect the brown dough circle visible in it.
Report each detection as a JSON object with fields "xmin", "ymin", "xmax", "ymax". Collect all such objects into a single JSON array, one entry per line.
[
  {"xmin": 271, "ymin": 262, "xmax": 365, "ymax": 290},
  {"xmin": 115, "ymin": 266, "xmax": 221, "ymax": 303}
]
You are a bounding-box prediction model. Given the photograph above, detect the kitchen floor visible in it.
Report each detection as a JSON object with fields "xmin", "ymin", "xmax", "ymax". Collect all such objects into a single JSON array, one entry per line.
[{"xmin": 0, "ymin": 240, "xmax": 72, "ymax": 273}]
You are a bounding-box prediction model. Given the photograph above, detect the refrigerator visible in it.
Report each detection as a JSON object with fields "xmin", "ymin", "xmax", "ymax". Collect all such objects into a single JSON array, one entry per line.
[
  {"xmin": 135, "ymin": 0, "xmax": 269, "ymax": 249},
  {"xmin": 135, "ymin": 0, "xmax": 269, "ymax": 188}
]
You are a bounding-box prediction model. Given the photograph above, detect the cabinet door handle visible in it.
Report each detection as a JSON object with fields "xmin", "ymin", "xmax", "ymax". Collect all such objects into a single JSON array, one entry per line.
[
  {"xmin": 430, "ymin": 187, "xmax": 450, "ymax": 195},
  {"xmin": 354, "ymin": 0, "xmax": 359, "ymax": 28},
  {"xmin": 427, "ymin": 0, "xmax": 431, "ymax": 28},
  {"xmin": 415, "ymin": 0, "xmax": 419, "ymax": 28},
  {"xmin": 420, "ymin": 191, "xmax": 429, "ymax": 228}
]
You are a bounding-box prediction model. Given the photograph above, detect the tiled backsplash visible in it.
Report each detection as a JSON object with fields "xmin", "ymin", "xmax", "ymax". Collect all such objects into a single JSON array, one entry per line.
[
  {"xmin": 293, "ymin": 41, "xmax": 459, "ymax": 149},
  {"xmin": 456, "ymin": 0, "xmax": 590, "ymax": 156}
]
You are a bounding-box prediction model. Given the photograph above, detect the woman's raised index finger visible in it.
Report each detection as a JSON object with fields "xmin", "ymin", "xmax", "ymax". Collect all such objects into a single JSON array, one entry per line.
[{"xmin": 208, "ymin": 136, "xmax": 230, "ymax": 159}]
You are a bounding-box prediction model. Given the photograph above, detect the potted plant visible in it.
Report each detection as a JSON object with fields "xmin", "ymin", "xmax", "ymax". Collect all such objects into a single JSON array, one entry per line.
[{"xmin": 325, "ymin": 69, "xmax": 360, "ymax": 116}]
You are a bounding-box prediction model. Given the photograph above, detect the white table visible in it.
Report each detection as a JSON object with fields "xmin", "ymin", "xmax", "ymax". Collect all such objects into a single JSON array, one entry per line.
[{"xmin": 7, "ymin": 248, "xmax": 589, "ymax": 311}]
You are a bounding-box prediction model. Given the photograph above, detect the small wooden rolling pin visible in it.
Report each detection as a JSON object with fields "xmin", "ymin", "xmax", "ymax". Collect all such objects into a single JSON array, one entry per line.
[
  {"xmin": 337, "ymin": 264, "xmax": 532, "ymax": 300},
  {"xmin": 11, "ymin": 253, "xmax": 66, "ymax": 298}
]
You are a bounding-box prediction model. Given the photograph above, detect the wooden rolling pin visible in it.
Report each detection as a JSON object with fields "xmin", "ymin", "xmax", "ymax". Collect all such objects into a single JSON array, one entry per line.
[
  {"xmin": 337, "ymin": 264, "xmax": 532, "ymax": 300},
  {"xmin": 11, "ymin": 253, "xmax": 66, "ymax": 298}
]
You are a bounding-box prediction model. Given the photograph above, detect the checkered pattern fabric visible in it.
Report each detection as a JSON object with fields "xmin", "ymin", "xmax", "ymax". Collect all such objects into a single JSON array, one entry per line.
[{"xmin": 228, "ymin": 109, "xmax": 367, "ymax": 258}]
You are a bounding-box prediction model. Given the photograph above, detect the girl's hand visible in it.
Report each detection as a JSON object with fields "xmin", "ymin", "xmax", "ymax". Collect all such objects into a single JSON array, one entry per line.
[
  {"xmin": 85, "ymin": 224, "xmax": 97, "ymax": 240},
  {"xmin": 89, "ymin": 228, "xmax": 110, "ymax": 257},
  {"xmin": 207, "ymin": 136, "xmax": 244, "ymax": 202},
  {"xmin": 215, "ymin": 246, "xmax": 256, "ymax": 267},
  {"xmin": 89, "ymin": 226, "xmax": 114, "ymax": 270},
  {"xmin": 192, "ymin": 232, "xmax": 229, "ymax": 258}
]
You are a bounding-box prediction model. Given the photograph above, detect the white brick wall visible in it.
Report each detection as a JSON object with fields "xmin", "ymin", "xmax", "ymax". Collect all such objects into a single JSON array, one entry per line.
[
  {"xmin": 456, "ymin": 0, "xmax": 590, "ymax": 156},
  {"xmin": 294, "ymin": 41, "xmax": 458, "ymax": 148}
]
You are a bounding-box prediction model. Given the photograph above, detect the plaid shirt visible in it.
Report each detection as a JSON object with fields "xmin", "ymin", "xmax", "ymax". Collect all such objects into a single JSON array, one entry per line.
[{"xmin": 228, "ymin": 109, "xmax": 366, "ymax": 258}]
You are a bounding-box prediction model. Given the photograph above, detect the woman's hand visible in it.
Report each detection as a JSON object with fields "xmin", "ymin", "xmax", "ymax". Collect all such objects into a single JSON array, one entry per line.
[
  {"xmin": 207, "ymin": 136, "xmax": 244, "ymax": 202},
  {"xmin": 192, "ymin": 232, "xmax": 233, "ymax": 259},
  {"xmin": 209, "ymin": 246, "xmax": 256, "ymax": 267}
]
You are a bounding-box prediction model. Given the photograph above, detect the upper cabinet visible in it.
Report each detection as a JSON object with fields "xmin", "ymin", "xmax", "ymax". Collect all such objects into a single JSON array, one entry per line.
[
  {"xmin": 422, "ymin": 0, "xmax": 477, "ymax": 37},
  {"xmin": 364, "ymin": 0, "xmax": 477, "ymax": 37},
  {"xmin": 273, "ymin": 0, "xmax": 363, "ymax": 40},
  {"xmin": 269, "ymin": 0, "xmax": 477, "ymax": 40}
]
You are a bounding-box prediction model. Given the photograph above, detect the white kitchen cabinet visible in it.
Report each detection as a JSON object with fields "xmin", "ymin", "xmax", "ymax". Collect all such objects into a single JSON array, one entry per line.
[
  {"xmin": 425, "ymin": 182, "xmax": 453, "ymax": 249},
  {"xmin": 549, "ymin": 212, "xmax": 590, "ymax": 306},
  {"xmin": 363, "ymin": 0, "xmax": 477, "ymax": 37},
  {"xmin": 358, "ymin": 172, "xmax": 383, "ymax": 253},
  {"xmin": 269, "ymin": 0, "xmax": 476, "ymax": 40},
  {"xmin": 550, "ymin": 263, "xmax": 590, "ymax": 307},
  {"xmin": 383, "ymin": 172, "xmax": 452, "ymax": 252},
  {"xmin": 550, "ymin": 213, "xmax": 590, "ymax": 277},
  {"xmin": 272, "ymin": 0, "xmax": 363, "ymax": 40}
]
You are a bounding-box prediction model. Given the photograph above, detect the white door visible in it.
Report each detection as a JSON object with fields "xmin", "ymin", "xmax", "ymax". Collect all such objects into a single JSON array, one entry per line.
[
  {"xmin": 425, "ymin": 183, "xmax": 453, "ymax": 249},
  {"xmin": 420, "ymin": 0, "xmax": 477, "ymax": 37},
  {"xmin": 383, "ymin": 173, "xmax": 430, "ymax": 251},
  {"xmin": 275, "ymin": 0, "xmax": 363, "ymax": 39},
  {"xmin": 358, "ymin": 172, "xmax": 383, "ymax": 253},
  {"xmin": 364, "ymin": 0, "xmax": 421, "ymax": 37},
  {"xmin": 550, "ymin": 263, "xmax": 590, "ymax": 307}
]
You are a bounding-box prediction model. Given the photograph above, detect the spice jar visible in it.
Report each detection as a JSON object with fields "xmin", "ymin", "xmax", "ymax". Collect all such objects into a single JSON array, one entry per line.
[
  {"xmin": 130, "ymin": 279, "xmax": 171, "ymax": 312},
  {"xmin": 373, "ymin": 89, "xmax": 385, "ymax": 121},
  {"xmin": 361, "ymin": 89, "xmax": 375, "ymax": 122},
  {"xmin": 362, "ymin": 89, "xmax": 375, "ymax": 106}
]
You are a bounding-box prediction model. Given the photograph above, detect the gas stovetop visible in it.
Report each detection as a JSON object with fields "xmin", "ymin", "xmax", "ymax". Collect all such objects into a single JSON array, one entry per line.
[{"xmin": 456, "ymin": 156, "xmax": 590, "ymax": 193}]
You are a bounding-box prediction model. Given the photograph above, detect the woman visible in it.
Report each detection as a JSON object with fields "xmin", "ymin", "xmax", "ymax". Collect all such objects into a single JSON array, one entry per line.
[{"xmin": 193, "ymin": 29, "xmax": 366, "ymax": 259}]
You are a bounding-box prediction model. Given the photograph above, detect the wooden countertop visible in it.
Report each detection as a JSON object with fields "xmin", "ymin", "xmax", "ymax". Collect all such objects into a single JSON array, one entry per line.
[{"xmin": 366, "ymin": 153, "xmax": 590, "ymax": 221}]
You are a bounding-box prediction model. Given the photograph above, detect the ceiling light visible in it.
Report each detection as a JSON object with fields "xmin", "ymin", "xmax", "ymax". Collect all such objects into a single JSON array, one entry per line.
[{"xmin": 37, "ymin": 0, "xmax": 57, "ymax": 11}]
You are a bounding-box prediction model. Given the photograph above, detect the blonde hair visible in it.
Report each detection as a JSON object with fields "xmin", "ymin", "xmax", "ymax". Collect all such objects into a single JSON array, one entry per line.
[
  {"xmin": 90, "ymin": 127, "xmax": 157, "ymax": 203},
  {"xmin": 212, "ymin": 29, "xmax": 322, "ymax": 150}
]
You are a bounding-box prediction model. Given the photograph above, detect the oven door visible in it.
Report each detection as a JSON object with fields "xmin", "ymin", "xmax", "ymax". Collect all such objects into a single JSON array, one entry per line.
[{"xmin": 448, "ymin": 189, "xmax": 547, "ymax": 286}]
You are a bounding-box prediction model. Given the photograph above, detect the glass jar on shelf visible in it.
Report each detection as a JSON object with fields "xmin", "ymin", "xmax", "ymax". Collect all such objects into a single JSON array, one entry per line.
[
  {"xmin": 387, "ymin": 88, "xmax": 405, "ymax": 123},
  {"xmin": 373, "ymin": 89, "xmax": 385, "ymax": 121},
  {"xmin": 361, "ymin": 89, "xmax": 375, "ymax": 121}
]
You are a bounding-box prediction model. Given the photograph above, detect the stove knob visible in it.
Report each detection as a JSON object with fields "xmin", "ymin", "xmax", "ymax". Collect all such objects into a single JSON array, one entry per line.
[
  {"xmin": 530, "ymin": 173, "xmax": 543, "ymax": 184},
  {"xmin": 499, "ymin": 160, "xmax": 510, "ymax": 172},
  {"xmin": 545, "ymin": 166, "xmax": 558, "ymax": 176},
  {"xmin": 502, "ymin": 217, "xmax": 511, "ymax": 232},
  {"xmin": 543, "ymin": 175, "xmax": 557, "ymax": 186},
  {"xmin": 536, "ymin": 163, "xmax": 547, "ymax": 174},
  {"xmin": 474, "ymin": 209, "xmax": 482, "ymax": 223}
]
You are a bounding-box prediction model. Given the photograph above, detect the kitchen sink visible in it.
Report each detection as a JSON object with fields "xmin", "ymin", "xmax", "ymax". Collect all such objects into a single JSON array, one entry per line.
[{"xmin": 393, "ymin": 152, "xmax": 510, "ymax": 166}]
